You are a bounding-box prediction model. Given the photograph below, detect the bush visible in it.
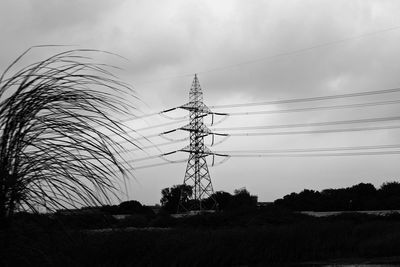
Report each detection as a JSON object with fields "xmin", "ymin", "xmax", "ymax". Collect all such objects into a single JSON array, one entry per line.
[
  {"xmin": 116, "ymin": 215, "xmax": 148, "ymax": 228},
  {"xmin": 149, "ymin": 214, "xmax": 176, "ymax": 228}
]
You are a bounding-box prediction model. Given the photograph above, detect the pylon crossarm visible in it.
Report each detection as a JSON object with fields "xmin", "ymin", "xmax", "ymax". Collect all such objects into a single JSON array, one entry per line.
[
  {"xmin": 161, "ymin": 129, "xmax": 178, "ymax": 135},
  {"xmin": 179, "ymin": 149, "xmax": 212, "ymax": 157},
  {"xmin": 179, "ymin": 127, "xmax": 212, "ymax": 135},
  {"xmin": 180, "ymin": 102, "xmax": 211, "ymax": 113}
]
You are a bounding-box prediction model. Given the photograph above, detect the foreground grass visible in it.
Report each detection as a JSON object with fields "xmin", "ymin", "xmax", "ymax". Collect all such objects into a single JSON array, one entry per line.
[{"xmin": 1, "ymin": 211, "xmax": 400, "ymax": 266}]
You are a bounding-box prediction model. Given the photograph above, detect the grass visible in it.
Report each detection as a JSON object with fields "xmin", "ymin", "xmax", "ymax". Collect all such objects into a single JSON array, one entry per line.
[
  {"xmin": 2, "ymin": 210, "xmax": 400, "ymax": 266},
  {"xmin": 0, "ymin": 47, "xmax": 136, "ymax": 221}
]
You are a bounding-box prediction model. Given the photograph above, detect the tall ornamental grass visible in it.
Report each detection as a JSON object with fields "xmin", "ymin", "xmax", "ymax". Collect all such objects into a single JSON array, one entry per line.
[{"xmin": 0, "ymin": 48, "xmax": 136, "ymax": 220}]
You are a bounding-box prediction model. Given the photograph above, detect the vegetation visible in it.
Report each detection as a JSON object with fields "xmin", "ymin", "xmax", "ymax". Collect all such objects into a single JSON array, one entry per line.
[
  {"xmin": 160, "ymin": 184, "xmax": 192, "ymax": 213},
  {"xmin": 2, "ymin": 208, "xmax": 400, "ymax": 266},
  {"xmin": 274, "ymin": 181, "xmax": 400, "ymax": 211},
  {"xmin": 160, "ymin": 185, "xmax": 258, "ymax": 213},
  {"xmin": 2, "ymin": 181, "xmax": 400, "ymax": 265},
  {"xmin": 0, "ymin": 48, "xmax": 135, "ymax": 224},
  {"xmin": 101, "ymin": 200, "xmax": 154, "ymax": 216}
]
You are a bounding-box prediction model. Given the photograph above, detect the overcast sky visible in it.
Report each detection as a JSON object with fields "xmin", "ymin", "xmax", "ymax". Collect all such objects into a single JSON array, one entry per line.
[{"xmin": 2, "ymin": 0, "xmax": 400, "ymax": 205}]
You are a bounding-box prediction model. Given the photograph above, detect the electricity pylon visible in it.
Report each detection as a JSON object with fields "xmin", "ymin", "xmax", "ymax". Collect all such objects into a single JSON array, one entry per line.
[{"xmin": 178, "ymin": 74, "xmax": 217, "ymax": 211}]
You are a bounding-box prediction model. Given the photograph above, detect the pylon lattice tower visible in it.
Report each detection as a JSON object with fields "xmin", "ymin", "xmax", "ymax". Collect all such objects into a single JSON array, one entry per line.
[{"xmin": 179, "ymin": 74, "xmax": 217, "ymax": 211}]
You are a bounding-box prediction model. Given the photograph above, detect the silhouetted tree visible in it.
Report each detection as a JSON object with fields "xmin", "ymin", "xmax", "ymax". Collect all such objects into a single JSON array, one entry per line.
[
  {"xmin": 229, "ymin": 188, "xmax": 257, "ymax": 210},
  {"xmin": 101, "ymin": 200, "xmax": 154, "ymax": 216},
  {"xmin": 380, "ymin": 181, "xmax": 400, "ymax": 196},
  {"xmin": 379, "ymin": 181, "xmax": 400, "ymax": 209},
  {"xmin": 160, "ymin": 184, "xmax": 192, "ymax": 213},
  {"xmin": 118, "ymin": 200, "xmax": 154, "ymax": 216},
  {"xmin": 118, "ymin": 200, "xmax": 144, "ymax": 214},
  {"xmin": 203, "ymin": 188, "xmax": 258, "ymax": 211},
  {"xmin": 274, "ymin": 182, "xmax": 400, "ymax": 211},
  {"xmin": 212, "ymin": 191, "xmax": 233, "ymax": 210}
]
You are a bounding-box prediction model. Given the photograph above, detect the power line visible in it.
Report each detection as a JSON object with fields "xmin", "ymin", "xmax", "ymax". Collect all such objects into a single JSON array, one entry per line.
[
  {"xmin": 209, "ymin": 87, "xmax": 400, "ymax": 109},
  {"xmin": 131, "ymin": 119, "xmax": 186, "ymax": 132},
  {"xmin": 105, "ymin": 150, "xmax": 180, "ymax": 169},
  {"xmin": 120, "ymin": 138, "xmax": 189, "ymax": 153},
  {"xmin": 109, "ymin": 86, "xmax": 400, "ymax": 125},
  {"xmin": 134, "ymin": 159, "xmax": 187, "ymax": 170},
  {"xmin": 216, "ymin": 144, "xmax": 400, "ymax": 154},
  {"xmin": 112, "ymin": 97, "xmax": 400, "ymax": 136},
  {"xmin": 223, "ymin": 99, "xmax": 400, "ymax": 116},
  {"xmin": 101, "ymin": 119, "xmax": 187, "ymax": 141},
  {"xmin": 228, "ymin": 150, "xmax": 400, "ymax": 158},
  {"xmin": 106, "ymin": 86, "xmax": 400, "ymax": 128},
  {"xmin": 113, "ymin": 133, "xmax": 161, "ymax": 146},
  {"xmin": 124, "ymin": 146, "xmax": 400, "ymax": 170},
  {"xmin": 197, "ymin": 25, "xmax": 400, "ymax": 75},
  {"xmin": 132, "ymin": 24, "xmax": 400, "ymax": 84},
  {"xmin": 113, "ymin": 120, "xmax": 400, "ymax": 146},
  {"xmin": 225, "ymin": 124, "xmax": 400, "ymax": 137},
  {"xmin": 113, "ymin": 149, "xmax": 400, "ymax": 171},
  {"xmin": 125, "ymin": 114, "xmax": 227, "ymax": 134},
  {"xmin": 159, "ymin": 112, "xmax": 189, "ymax": 121},
  {"xmin": 101, "ymin": 91, "xmax": 400, "ymax": 141},
  {"xmin": 119, "ymin": 134, "xmax": 227, "ymax": 154},
  {"xmin": 113, "ymin": 130, "xmax": 183, "ymax": 147},
  {"xmin": 227, "ymin": 125, "xmax": 400, "ymax": 136},
  {"xmin": 126, "ymin": 151, "xmax": 178, "ymax": 163},
  {"xmin": 107, "ymin": 107, "xmax": 182, "ymax": 125},
  {"xmin": 212, "ymin": 115, "xmax": 400, "ymax": 131},
  {"xmin": 101, "ymin": 119, "xmax": 185, "ymax": 140}
]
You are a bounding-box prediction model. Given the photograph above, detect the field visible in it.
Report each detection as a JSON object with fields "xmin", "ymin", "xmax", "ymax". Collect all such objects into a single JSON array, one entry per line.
[{"xmin": 2, "ymin": 209, "xmax": 400, "ymax": 266}]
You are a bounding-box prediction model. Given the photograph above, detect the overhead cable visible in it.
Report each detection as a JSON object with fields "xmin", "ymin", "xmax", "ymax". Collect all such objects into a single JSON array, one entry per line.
[
  {"xmin": 197, "ymin": 25, "xmax": 400, "ymax": 76},
  {"xmin": 209, "ymin": 87, "xmax": 400, "ymax": 109},
  {"xmin": 122, "ymin": 150, "xmax": 179, "ymax": 164},
  {"xmin": 134, "ymin": 159, "xmax": 187, "ymax": 170},
  {"xmin": 132, "ymin": 119, "xmax": 186, "ymax": 132},
  {"xmin": 226, "ymin": 125, "xmax": 400, "ymax": 136},
  {"xmin": 216, "ymin": 144, "xmax": 400, "ymax": 154},
  {"xmin": 228, "ymin": 151, "xmax": 400, "ymax": 158},
  {"xmin": 112, "ymin": 121, "xmax": 400, "ymax": 146},
  {"xmin": 114, "ymin": 107, "xmax": 181, "ymax": 123},
  {"xmin": 212, "ymin": 115, "xmax": 400, "ymax": 131},
  {"xmin": 223, "ymin": 99, "xmax": 400, "ymax": 116},
  {"xmin": 133, "ymin": 24, "xmax": 400, "ymax": 84},
  {"xmin": 119, "ymin": 138, "xmax": 189, "ymax": 153},
  {"xmin": 159, "ymin": 112, "xmax": 189, "ymax": 121}
]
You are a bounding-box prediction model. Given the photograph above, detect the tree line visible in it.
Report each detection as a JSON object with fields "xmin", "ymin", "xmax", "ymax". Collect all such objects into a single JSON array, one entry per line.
[
  {"xmin": 274, "ymin": 181, "xmax": 400, "ymax": 211},
  {"xmin": 160, "ymin": 184, "xmax": 258, "ymax": 213}
]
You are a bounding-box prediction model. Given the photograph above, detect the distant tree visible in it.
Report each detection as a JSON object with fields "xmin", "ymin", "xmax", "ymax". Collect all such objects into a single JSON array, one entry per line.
[
  {"xmin": 101, "ymin": 200, "xmax": 154, "ymax": 216},
  {"xmin": 201, "ymin": 191, "xmax": 233, "ymax": 210},
  {"xmin": 282, "ymin": 189, "xmax": 321, "ymax": 211},
  {"xmin": 350, "ymin": 183, "xmax": 377, "ymax": 196},
  {"xmin": 213, "ymin": 191, "xmax": 233, "ymax": 210},
  {"xmin": 347, "ymin": 183, "xmax": 377, "ymax": 210},
  {"xmin": 274, "ymin": 182, "xmax": 391, "ymax": 211},
  {"xmin": 230, "ymin": 187, "xmax": 257, "ymax": 209},
  {"xmin": 204, "ymin": 188, "xmax": 258, "ymax": 211},
  {"xmin": 160, "ymin": 184, "xmax": 192, "ymax": 213},
  {"xmin": 380, "ymin": 181, "xmax": 400, "ymax": 196},
  {"xmin": 118, "ymin": 200, "xmax": 144, "ymax": 214},
  {"xmin": 379, "ymin": 181, "xmax": 400, "ymax": 209},
  {"xmin": 119, "ymin": 200, "xmax": 154, "ymax": 216},
  {"xmin": 234, "ymin": 188, "xmax": 249, "ymax": 195}
]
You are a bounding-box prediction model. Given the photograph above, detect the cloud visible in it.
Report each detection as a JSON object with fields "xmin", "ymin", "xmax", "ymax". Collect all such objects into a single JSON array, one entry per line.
[{"xmin": 2, "ymin": 0, "xmax": 400, "ymax": 204}]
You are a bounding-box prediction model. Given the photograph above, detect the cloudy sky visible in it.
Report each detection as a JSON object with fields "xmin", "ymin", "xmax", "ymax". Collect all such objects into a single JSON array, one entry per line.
[{"xmin": 2, "ymin": 0, "xmax": 400, "ymax": 205}]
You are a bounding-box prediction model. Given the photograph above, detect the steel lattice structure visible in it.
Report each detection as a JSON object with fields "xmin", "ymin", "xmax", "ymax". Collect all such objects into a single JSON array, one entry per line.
[{"xmin": 179, "ymin": 74, "xmax": 217, "ymax": 211}]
